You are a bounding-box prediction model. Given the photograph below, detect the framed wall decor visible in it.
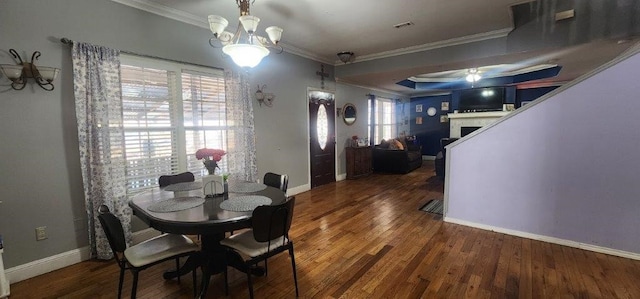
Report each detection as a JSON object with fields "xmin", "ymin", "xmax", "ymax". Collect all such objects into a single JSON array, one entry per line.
[
  {"xmin": 416, "ymin": 104, "xmax": 422, "ymax": 112},
  {"xmin": 427, "ymin": 107, "xmax": 437, "ymax": 116},
  {"xmin": 441, "ymin": 101, "xmax": 449, "ymax": 111},
  {"xmin": 440, "ymin": 115, "xmax": 448, "ymax": 123},
  {"xmin": 416, "ymin": 116, "xmax": 423, "ymax": 124}
]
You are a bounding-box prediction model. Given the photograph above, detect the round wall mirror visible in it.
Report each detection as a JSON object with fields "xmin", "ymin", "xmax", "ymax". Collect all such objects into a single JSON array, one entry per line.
[{"xmin": 343, "ymin": 103, "xmax": 357, "ymax": 125}]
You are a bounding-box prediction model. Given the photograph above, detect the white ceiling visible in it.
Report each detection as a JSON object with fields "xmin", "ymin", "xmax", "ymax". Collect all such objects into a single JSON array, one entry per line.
[{"xmin": 113, "ymin": 0, "xmax": 639, "ymax": 95}]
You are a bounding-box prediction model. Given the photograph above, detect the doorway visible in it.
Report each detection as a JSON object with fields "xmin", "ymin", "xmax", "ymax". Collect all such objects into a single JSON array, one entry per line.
[{"xmin": 308, "ymin": 89, "xmax": 336, "ymax": 188}]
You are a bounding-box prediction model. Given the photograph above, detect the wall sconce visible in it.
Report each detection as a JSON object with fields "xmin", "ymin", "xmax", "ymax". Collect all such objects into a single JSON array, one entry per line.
[
  {"xmin": 0, "ymin": 49, "xmax": 59, "ymax": 91},
  {"xmin": 255, "ymin": 84, "xmax": 275, "ymax": 107}
]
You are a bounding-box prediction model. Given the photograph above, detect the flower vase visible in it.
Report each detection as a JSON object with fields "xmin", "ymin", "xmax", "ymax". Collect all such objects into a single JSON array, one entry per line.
[
  {"xmin": 203, "ymin": 159, "xmax": 218, "ymax": 176},
  {"xmin": 202, "ymin": 174, "xmax": 224, "ymax": 196}
]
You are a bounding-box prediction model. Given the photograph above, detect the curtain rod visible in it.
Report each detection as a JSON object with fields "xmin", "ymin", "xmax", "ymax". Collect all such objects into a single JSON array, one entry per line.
[{"xmin": 60, "ymin": 38, "xmax": 223, "ymax": 71}]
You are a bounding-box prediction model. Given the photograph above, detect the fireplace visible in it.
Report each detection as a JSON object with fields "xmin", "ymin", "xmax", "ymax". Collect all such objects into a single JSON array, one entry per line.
[
  {"xmin": 447, "ymin": 111, "xmax": 511, "ymax": 138},
  {"xmin": 461, "ymin": 126, "xmax": 481, "ymax": 137}
]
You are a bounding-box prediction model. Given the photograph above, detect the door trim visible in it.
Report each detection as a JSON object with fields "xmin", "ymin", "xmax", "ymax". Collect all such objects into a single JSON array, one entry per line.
[{"xmin": 307, "ymin": 87, "xmax": 337, "ymax": 188}]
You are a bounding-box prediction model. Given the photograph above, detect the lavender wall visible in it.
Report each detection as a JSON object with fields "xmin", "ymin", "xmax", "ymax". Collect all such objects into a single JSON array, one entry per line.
[{"xmin": 445, "ymin": 46, "xmax": 640, "ymax": 254}]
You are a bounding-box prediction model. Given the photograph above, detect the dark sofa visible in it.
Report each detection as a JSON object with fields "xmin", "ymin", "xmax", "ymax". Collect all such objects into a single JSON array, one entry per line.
[{"xmin": 372, "ymin": 142, "xmax": 423, "ymax": 174}]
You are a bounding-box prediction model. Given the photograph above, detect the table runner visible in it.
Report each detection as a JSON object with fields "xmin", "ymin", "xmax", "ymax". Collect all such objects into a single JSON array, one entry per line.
[{"xmin": 147, "ymin": 197, "xmax": 205, "ymax": 213}]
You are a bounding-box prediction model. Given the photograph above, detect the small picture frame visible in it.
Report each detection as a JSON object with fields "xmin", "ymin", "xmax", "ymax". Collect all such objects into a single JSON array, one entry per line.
[
  {"xmin": 441, "ymin": 101, "xmax": 449, "ymax": 111},
  {"xmin": 440, "ymin": 115, "xmax": 448, "ymax": 123},
  {"xmin": 416, "ymin": 116, "xmax": 423, "ymax": 124},
  {"xmin": 416, "ymin": 104, "xmax": 422, "ymax": 112},
  {"xmin": 503, "ymin": 104, "xmax": 515, "ymax": 111},
  {"xmin": 357, "ymin": 139, "xmax": 367, "ymax": 147}
]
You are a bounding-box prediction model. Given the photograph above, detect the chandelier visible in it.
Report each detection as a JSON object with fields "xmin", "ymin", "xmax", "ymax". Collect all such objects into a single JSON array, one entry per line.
[
  {"xmin": 465, "ymin": 68, "xmax": 482, "ymax": 83},
  {"xmin": 208, "ymin": 0, "xmax": 283, "ymax": 68}
]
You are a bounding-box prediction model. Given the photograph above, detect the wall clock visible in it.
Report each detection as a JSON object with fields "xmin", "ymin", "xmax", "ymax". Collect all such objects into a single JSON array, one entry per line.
[{"xmin": 427, "ymin": 107, "xmax": 437, "ymax": 116}]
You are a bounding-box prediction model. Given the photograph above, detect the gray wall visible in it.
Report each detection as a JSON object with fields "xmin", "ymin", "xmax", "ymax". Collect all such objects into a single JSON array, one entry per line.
[
  {"xmin": 0, "ymin": 0, "xmax": 383, "ymax": 269},
  {"xmin": 445, "ymin": 46, "xmax": 640, "ymax": 254}
]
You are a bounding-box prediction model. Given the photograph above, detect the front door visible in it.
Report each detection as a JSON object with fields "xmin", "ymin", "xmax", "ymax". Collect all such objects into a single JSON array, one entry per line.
[{"xmin": 309, "ymin": 89, "xmax": 336, "ymax": 188}]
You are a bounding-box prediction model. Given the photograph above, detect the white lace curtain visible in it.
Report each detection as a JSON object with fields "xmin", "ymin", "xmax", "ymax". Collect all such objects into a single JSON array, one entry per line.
[
  {"xmin": 224, "ymin": 70, "xmax": 258, "ymax": 183},
  {"xmin": 72, "ymin": 42, "xmax": 129, "ymax": 260}
]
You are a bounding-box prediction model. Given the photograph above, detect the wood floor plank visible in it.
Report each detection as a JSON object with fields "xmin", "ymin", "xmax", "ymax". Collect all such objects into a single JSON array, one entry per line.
[{"xmin": 9, "ymin": 162, "xmax": 640, "ymax": 298}]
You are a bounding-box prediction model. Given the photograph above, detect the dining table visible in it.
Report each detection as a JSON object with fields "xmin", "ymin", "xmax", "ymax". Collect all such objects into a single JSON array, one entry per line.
[{"xmin": 128, "ymin": 180, "xmax": 287, "ymax": 298}]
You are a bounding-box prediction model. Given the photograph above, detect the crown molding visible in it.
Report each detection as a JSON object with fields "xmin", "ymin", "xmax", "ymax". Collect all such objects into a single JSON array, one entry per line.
[
  {"xmin": 110, "ymin": 0, "xmax": 333, "ymax": 64},
  {"xmin": 350, "ymin": 28, "xmax": 513, "ymax": 64},
  {"xmin": 111, "ymin": 0, "xmax": 206, "ymax": 28},
  {"xmin": 111, "ymin": 0, "xmax": 510, "ymax": 65}
]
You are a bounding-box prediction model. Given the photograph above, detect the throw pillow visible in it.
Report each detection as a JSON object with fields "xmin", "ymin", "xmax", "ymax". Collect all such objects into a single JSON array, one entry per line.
[
  {"xmin": 394, "ymin": 139, "xmax": 404, "ymax": 150},
  {"xmin": 398, "ymin": 138, "xmax": 408, "ymax": 151}
]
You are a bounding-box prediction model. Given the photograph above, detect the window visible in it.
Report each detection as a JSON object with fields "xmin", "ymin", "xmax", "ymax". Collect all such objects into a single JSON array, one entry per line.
[
  {"xmin": 120, "ymin": 56, "xmax": 225, "ymax": 194},
  {"xmin": 368, "ymin": 97, "xmax": 396, "ymax": 144}
]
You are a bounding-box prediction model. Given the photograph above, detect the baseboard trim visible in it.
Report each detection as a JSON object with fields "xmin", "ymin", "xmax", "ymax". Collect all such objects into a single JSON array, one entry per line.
[
  {"xmin": 423, "ymin": 155, "xmax": 436, "ymax": 161},
  {"xmin": 287, "ymin": 184, "xmax": 310, "ymax": 197},
  {"xmin": 444, "ymin": 217, "xmax": 640, "ymax": 261},
  {"xmin": 6, "ymin": 246, "xmax": 91, "ymax": 284},
  {"xmin": 6, "ymin": 227, "xmax": 165, "ymax": 284},
  {"xmin": 336, "ymin": 174, "xmax": 347, "ymax": 181}
]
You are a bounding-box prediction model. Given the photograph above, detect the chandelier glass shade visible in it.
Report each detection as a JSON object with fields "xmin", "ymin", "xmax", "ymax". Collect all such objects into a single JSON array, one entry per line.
[
  {"xmin": 222, "ymin": 44, "xmax": 269, "ymax": 68},
  {"xmin": 465, "ymin": 68, "xmax": 482, "ymax": 83},
  {"xmin": 208, "ymin": 0, "xmax": 283, "ymax": 68}
]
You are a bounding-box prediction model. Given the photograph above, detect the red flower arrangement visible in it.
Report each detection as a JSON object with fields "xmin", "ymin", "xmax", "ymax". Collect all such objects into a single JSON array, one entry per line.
[{"xmin": 195, "ymin": 148, "xmax": 226, "ymax": 175}]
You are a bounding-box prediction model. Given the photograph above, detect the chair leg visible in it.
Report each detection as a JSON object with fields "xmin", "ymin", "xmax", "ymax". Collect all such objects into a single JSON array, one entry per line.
[
  {"xmin": 117, "ymin": 267, "xmax": 125, "ymax": 299},
  {"xmin": 247, "ymin": 270, "xmax": 254, "ymax": 299},
  {"xmin": 176, "ymin": 258, "xmax": 181, "ymax": 284},
  {"xmin": 192, "ymin": 269, "xmax": 197, "ymax": 299},
  {"xmin": 264, "ymin": 259, "xmax": 268, "ymax": 276},
  {"xmin": 224, "ymin": 266, "xmax": 229, "ymax": 296},
  {"xmin": 289, "ymin": 244, "xmax": 299, "ymax": 297},
  {"xmin": 131, "ymin": 270, "xmax": 140, "ymax": 299}
]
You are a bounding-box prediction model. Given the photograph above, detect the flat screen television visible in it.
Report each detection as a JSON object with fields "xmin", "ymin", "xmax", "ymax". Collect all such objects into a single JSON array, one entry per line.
[{"xmin": 458, "ymin": 87, "xmax": 505, "ymax": 112}]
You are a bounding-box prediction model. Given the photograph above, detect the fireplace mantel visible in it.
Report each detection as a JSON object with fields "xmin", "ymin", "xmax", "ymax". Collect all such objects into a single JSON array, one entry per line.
[{"xmin": 448, "ymin": 111, "xmax": 511, "ymax": 138}]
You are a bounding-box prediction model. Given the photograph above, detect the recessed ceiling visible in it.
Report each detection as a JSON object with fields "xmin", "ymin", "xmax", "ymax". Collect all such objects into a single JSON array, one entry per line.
[
  {"xmin": 112, "ymin": 0, "xmax": 640, "ymax": 96},
  {"xmin": 408, "ymin": 64, "xmax": 558, "ymax": 83}
]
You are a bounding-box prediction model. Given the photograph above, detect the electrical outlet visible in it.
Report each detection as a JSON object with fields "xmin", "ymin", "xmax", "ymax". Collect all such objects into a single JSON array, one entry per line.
[{"xmin": 35, "ymin": 226, "xmax": 47, "ymax": 241}]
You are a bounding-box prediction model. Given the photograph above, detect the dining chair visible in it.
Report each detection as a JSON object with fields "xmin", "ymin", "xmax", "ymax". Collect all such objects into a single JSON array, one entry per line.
[
  {"xmin": 97, "ymin": 205, "xmax": 200, "ymax": 299},
  {"xmin": 263, "ymin": 172, "xmax": 288, "ymax": 193},
  {"xmin": 158, "ymin": 172, "xmax": 195, "ymax": 188},
  {"xmin": 220, "ymin": 197, "xmax": 299, "ymax": 298}
]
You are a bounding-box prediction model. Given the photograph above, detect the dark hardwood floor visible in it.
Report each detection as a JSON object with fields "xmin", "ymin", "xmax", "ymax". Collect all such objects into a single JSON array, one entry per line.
[{"xmin": 10, "ymin": 162, "xmax": 640, "ymax": 298}]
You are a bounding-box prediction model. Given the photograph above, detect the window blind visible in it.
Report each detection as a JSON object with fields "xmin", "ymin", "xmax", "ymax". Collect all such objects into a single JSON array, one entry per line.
[
  {"xmin": 121, "ymin": 65, "xmax": 179, "ymax": 192},
  {"xmin": 368, "ymin": 97, "xmax": 396, "ymax": 144},
  {"xmin": 119, "ymin": 57, "xmax": 226, "ymax": 194},
  {"xmin": 182, "ymin": 70, "xmax": 228, "ymax": 178}
]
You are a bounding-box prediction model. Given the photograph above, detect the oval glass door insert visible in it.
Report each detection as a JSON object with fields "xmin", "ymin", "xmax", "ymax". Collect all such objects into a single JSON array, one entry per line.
[{"xmin": 317, "ymin": 104, "xmax": 328, "ymax": 150}]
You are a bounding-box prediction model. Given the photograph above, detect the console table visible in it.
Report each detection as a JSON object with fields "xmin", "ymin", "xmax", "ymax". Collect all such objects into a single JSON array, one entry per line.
[{"xmin": 346, "ymin": 146, "xmax": 372, "ymax": 179}]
